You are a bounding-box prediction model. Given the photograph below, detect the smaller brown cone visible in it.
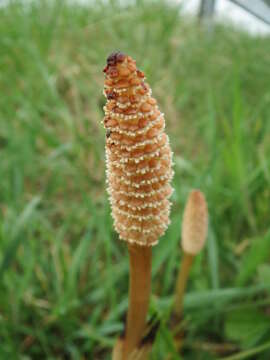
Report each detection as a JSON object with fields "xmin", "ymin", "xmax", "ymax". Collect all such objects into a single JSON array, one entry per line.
[{"xmin": 181, "ymin": 190, "xmax": 208, "ymax": 255}]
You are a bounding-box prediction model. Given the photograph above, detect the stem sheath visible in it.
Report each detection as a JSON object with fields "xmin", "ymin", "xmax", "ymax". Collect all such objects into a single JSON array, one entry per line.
[{"xmin": 123, "ymin": 243, "xmax": 152, "ymax": 359}]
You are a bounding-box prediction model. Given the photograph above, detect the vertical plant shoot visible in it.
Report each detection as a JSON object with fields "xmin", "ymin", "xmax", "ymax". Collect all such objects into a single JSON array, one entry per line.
[
  {"xmin": 174, "ymin": 190, "xmax": 208, "ymax": 318},
  {"xmin": 102, "ymin": 52, "xmax": 174, "ymax": 358}
]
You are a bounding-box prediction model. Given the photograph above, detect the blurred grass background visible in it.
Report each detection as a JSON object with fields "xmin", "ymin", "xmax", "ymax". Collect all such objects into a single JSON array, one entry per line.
[{"xmin": 0, "ymin": 0, "xmax": 270, "ymax": 359}]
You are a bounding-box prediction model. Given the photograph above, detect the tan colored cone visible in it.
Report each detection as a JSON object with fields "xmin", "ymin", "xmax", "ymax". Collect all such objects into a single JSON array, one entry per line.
[
  {"xmin": 181, "ymin": 190, "xmax": 208, "ymax": 255},
  {"xmin": 103, "ymin": 52, "xmax": 174, "ymax": 246}
]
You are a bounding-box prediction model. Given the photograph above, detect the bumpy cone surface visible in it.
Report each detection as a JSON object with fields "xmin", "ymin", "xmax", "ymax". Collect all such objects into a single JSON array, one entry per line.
[{"xmin": 103, "ymin": 52, "xmax": 174, "ymax": 246}]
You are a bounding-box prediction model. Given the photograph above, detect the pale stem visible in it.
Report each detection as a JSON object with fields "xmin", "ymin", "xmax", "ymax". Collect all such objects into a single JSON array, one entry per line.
[{"xmin": 174, "ymin": 252, "xmax": 194, "ymax": 317}]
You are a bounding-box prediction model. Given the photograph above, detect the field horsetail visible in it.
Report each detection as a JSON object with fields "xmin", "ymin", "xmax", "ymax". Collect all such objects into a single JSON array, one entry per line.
[{"xmin": 102, "ymin": 52, "xmax": 174, "ymax": 358}]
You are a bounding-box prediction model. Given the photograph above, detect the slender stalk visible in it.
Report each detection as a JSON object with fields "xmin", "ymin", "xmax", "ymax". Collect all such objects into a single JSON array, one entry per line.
[
  {"xmin": 123, "ymin": 243, "xmax": 152, "ymax": 359},
  {"xmin": 174, "ymin": 252, "xmax": 193, "ymax": 317}
]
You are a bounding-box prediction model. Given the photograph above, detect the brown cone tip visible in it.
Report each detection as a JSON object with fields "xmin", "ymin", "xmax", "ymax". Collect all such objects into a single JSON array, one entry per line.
[
  {"xmin": 181, "ymin": 190, "xmax": 208, "ymax": 255},
  {"xmin": 102, "ymin": 53, "xmax": 174, "ymax": 246}
]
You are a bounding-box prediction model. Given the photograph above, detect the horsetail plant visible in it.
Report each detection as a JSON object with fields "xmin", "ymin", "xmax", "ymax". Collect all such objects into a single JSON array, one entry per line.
[
  {"xmin": 174, "ymin": 190, "xmax": 208, "ymax": 322},
  {"xmin": 102, "ymin": 52, "xmax": 174, "ymax": 358}
]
